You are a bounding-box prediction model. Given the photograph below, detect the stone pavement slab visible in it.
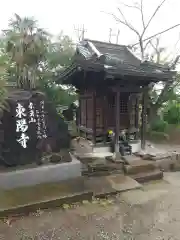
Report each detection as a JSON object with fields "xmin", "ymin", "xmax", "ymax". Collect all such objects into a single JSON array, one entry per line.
[
  {"xmin": 106, "ymin": 174, "xmax": 141, "ymax": 191},
  {"xmin": 121, "ymin": 179, "xmax": 170, "ymax": 206},
  {"xmin": 121, "ymin": 188, "xmax": 169, "ymax": 206},
  {"xmin": 164, "ymin": 172, "xmax": 180, "ymax": 186},
  {"xmin": 123, "ymin": 155, "xmax": 141, "ymax": 164},
  {"xmin": 85, "ymin": 174, "xmax": 142, "ymax": 197}
]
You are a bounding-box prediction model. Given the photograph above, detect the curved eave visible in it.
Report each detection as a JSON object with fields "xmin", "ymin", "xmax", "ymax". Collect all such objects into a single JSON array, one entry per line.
[
  {"xmin": 56, "ymin": 57, "xmax": 176, "ymax": 86},
  {"xmin": 105, "ymin": 68, "xmax": 176, "ymax": 81},
  {"xmin": 56, "ymin": 63, "xmax": 78, "ymax": 84}
]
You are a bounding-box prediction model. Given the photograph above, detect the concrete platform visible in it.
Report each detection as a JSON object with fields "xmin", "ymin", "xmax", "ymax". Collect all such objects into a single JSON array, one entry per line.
[{"xmin": 0, "ymin": 154, "xmax": 82, "ymax": 189}]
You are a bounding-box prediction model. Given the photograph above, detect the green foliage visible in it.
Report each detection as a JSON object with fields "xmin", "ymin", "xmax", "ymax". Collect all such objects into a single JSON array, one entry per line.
[
  {"xmin": 38, "ymin": 32, "xmax": 76, "ymax": 106},
  {"xmin": 0, "ymin": 13, "xmax": 77, "ymax": 109},
  {"xmin": 0, "ymin": 76, "xmax": 8, "ymax": 116},
  {"xmin": 46, "ymin": 33, "xmax": 74, "ymax": 71},
  {"xmin": 150, "ymin": 118, "xmax": 168, "ymax": 132},
  {"xmin": 4, "ymin": 13, "xmax": 50, "ymax": 89},
  {"xmin": 163, "ymin": 102, "xmax": 180, "ymax": 124},
  {"xmin": 38, "ymin": 78, "xmax": 77, "ymax": 106},
  {"xmin": 0, "ymin": 43, "xmax": 10, "ymax": 117}
]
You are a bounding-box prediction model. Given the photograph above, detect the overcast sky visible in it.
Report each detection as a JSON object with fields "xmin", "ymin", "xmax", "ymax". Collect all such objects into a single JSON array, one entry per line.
[{"xmin": 0, "ymin": 0, "xmax": 180, "ymax": 53}]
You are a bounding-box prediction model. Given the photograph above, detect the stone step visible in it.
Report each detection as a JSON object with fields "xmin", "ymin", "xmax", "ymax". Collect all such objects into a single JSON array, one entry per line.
[
  {"xmin": 131, "ymin": 170, "xmax": 163, "ymax": 183},
  {"xmin": 93, "ymin": 146, "xmax": 111, "ymax": 154},
  {"xmin": 75, "ymin": 154, "xmax": 98, "ymax": 163},
  {"xmin": 88, "ymin": 163, "xmax": 123, "ymax": 171},
  {"xmin": 82, "ymin": 169, "xmax": 123, "ymax": 177},
  {"xmin": 124, "ymin": 160, "xmax": 156, "ymax": 175},
  {"xmin": 122, "ymin": 155, "xmax": 142, "ymax": 164}
]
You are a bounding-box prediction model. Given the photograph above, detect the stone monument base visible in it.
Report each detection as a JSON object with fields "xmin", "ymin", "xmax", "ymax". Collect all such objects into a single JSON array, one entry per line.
[{"xmin": 0, "ymin": 154, "xmax": 81, "ymax": 189}]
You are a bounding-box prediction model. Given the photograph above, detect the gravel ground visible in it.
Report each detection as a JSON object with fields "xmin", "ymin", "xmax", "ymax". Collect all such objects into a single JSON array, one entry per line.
[{"xmin": 0, "ymin": 176, "xmax": 180, "ymax": 240}]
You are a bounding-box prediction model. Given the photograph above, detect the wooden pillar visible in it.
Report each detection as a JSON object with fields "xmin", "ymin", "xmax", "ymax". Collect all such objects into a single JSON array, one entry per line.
[
  {"xmin": 115, "ymin": 89, "xmax": 120, "ymax": 153},
  {"xmin": 92, "ymin": 90, "xmax": 96, "ymax": 145},
  {"xmin": 78, "ymin": 94, "xmax": 81, "ymax": 135},
  {"xmin": 103, "ymin": 95, "xmax": 107, "ymax": 144},
  {"xmin": 135, "ymin": 94, "xmax": 139, "ymax": 140},
  {"xmin": 127, "ymin": 94, "xmax": 132, "ymax": 141},
  {"xmin": 141, "ymin": 87, "xmax": 148, "ymax": 149},
  {"xmin": 85, "ymin": 95, "xmax": 88, "ymax": 139}
]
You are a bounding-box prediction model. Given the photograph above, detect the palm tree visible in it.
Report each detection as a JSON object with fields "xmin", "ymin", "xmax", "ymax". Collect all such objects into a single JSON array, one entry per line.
[
  {"xmin": 0, "ymin": 36, "xmax": 10, "ymax": 117},
  {"xmin": 4, "ymin": 14, "xmax": 49, "ymax": 90}
]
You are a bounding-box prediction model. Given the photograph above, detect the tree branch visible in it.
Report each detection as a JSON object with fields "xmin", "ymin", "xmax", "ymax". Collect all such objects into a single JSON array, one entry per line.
[
  {"xmin": 116, "ymin": 4, "xmax": 145, "ymax": 58},
  {"xmin": 118, "ymin": 0, "xmax": 167, "ymax": 38},
  {"xmin": 103, "ymin": 11, "xmax": 141, "ymax": 38},
  {"xmin": 131, "ymin": 24, "xmax": 180, "ymax": 47},
  {"xmin": 116, "ymin": 1, "xmax": 145, "ymax": 37},
  {"xmin": 170, "ymin": 55, "xmax": 180, "ymax": 69},
  {"xmin": 155, "ymin": 81, "xmax": 173, "ymax": 106},
  {"xmin": 117, "ymin": 7, "xmax": 141, "ymax": 37},
  {"xmin": 147, "ymin": 39, "xmax": 159, "ymax": 63},
  {"xmin": 153, "ymin": 56, "xmax": 180, "ymax": 107},
  {"xmin": 149, "ymin": 38, "xmax": 165, "ymax": 63},
  {"xmin": 174, "ymin": 33, "xmax": 180, "ymax": 48},
  {"xmin": 143, "ymin": 39, "xmax": 152, "ymax": 51},
  {"xmin": 118, "ymin": 1, "xmax": 141, "ymax": 11},
  {"xmin": 141, "ymin": 0, "xmax": 167, "ymax": 37},
  {"xmin": 140, "ymin": 0, "xmax": 146, "ymax": 29}
]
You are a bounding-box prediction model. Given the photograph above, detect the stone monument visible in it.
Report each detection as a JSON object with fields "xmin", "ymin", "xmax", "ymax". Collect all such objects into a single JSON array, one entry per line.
[{"xmin": 0, "ymin": 90, "xmax": 71, "ymax": 166}]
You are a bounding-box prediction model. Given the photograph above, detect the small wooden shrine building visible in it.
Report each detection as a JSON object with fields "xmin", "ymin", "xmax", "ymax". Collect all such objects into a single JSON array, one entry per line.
[{"xmin": 57, "ymin": 40, "xmax": 175, "ymax": 151}]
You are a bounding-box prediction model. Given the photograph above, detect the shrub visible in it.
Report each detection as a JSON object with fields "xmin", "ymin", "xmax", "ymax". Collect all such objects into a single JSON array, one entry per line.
[
  {"xmin": 163, "ymin": 102, "xmax": 180, "ymax": 125},
  {"xmin": 150, "ymin": 119, "xmax": 168, "ymax": 132}
]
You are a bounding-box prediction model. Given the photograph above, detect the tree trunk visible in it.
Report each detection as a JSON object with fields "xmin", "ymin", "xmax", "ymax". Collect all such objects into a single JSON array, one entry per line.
[{"xmin": 148, "ymin": 80, "xmax": 175, "ymax": 124}]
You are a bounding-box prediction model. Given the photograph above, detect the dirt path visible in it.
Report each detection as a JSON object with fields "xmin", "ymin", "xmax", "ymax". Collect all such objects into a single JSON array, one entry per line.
[{"xmin": 0, "ymin": 173, "xmax": 180, "ymax": 239}]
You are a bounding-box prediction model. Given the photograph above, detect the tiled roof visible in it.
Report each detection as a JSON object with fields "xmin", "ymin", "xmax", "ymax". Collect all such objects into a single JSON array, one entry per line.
[
  {"xmin": 88, "ymin": 39, "xmax": 141, "ymax": 66},
  {"xmin": 57, "ymin": 39, "xmax": 176, "ymax": 84}
]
